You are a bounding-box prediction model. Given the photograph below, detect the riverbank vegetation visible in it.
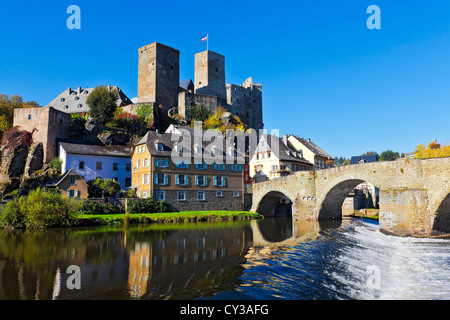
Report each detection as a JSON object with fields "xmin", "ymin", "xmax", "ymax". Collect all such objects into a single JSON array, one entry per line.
[{"xmin": 0, "ymin": 188, "xmax": 261, "ymax": 229}]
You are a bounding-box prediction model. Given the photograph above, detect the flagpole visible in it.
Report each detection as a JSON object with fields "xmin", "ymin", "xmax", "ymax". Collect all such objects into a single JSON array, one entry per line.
[{"xmin": 207, "ymin": 33, "xmax": 209, "ymax": 51}]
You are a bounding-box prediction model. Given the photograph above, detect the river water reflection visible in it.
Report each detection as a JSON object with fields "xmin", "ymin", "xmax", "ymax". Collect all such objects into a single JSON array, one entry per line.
[{"xmin": 0, "ymin": 217, "xmax": 448, "ymax": 300}]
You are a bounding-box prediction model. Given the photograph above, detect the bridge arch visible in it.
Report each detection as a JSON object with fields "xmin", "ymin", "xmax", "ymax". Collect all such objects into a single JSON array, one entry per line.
[
  {"xmin": 431, "ymin": 186, "xmax": 450, "ymax": 235},
  {"xmin": 315, "ymin": 171, "xmax": 382, "ymax": 221},
  {"xmin": 254, "ymin": 190, "xmax": 296, "ymax": 217}
]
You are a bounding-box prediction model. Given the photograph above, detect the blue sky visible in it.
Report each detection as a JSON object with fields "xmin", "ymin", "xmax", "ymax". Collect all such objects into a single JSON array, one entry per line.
[{"xmin": 1, "ymin": 1, "xmax": 449, "ymax": 158}]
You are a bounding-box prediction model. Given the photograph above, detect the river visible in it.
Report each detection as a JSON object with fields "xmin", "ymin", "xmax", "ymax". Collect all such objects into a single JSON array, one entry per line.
[{"xmin": 0, "ymin": 217, "xmax": 448, "ymax": 300}]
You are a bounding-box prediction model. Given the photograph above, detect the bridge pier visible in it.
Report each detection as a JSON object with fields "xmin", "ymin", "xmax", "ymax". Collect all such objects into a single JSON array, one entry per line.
[{"xmin": 379, "ymin": 188, "xmax": 432, "ymax": 237}]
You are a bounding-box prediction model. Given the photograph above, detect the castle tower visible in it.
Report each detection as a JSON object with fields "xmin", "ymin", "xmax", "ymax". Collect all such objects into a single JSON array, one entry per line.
[
  {"xmin": 137, "ymin": 42, "xmax": 180, "ymax": 111},
  {"xmin": 194, "ymin": 50, "xmax": 226, "ymax": 98}
]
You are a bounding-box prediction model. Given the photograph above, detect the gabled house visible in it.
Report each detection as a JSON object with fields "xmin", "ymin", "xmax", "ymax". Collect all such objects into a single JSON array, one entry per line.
[
  {"xmin": 349, "ymin": 155, "xmax": 378, "ymax": 165},
  {"xmin": 46, "ymin": 85, "xmax": 132, "ymax": 115},
  {"xmin": 59, "ymin": 142, "xmax": 132, "ymax": 190},
  {"xmin": 46, "ymin": 169, "xmax": 88, "ymax": 198},
  {"xmin": 249, "ymin": 134, "xmax": 313, "ymax": 182},
  {"xmin": 287, "ymin": 135, "xmax": 334, "ymax": 170}
]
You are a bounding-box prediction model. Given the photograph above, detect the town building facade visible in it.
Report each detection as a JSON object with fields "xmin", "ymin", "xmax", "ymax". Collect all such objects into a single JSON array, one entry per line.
[
  {"xmin": 59, "ymin": 142, "xmax": 132, "ymax": 190},
  {"xmin": 287, "ymin": 135, "xmax": 334, "ymax": 170},
  {"xmin": 132, "ymin": 126, "xmax": 245, "ymax": 211},
  {"xmin": 249, "ymin": 134, "xmax": 313, "ymax": 183}
]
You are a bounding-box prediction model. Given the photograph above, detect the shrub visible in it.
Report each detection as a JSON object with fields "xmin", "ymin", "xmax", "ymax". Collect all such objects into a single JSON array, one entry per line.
[
  {"xmin": 127, "ymin": 198, "xmax": 169, "ymax": 214},
  {"xmin": 75, "ymin": 200, "xmax": 117, "ymax": 215},
  {"xmin": 48, "ymin": 157, "xmax": 63, "ymax": 173},
  {"xmin": 0, "ymin": 188, "xmax": 79, "ymax": 229}
]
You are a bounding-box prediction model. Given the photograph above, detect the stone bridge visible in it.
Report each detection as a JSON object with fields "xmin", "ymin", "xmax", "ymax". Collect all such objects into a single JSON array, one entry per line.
[{"xmin": 251, "ymin": 157, "xmax": 450, "ymax": 237}]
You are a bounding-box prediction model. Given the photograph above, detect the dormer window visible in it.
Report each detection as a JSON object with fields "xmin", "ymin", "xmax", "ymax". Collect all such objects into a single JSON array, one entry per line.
[
  {"xmin": 84, "ymin": 90, "xmax": 88, "ymax": 94},
  {"xmin": 75, "ymin": 96, "xmax": 79, "ymax": 101},
  {"xmin": 157, "ymin": 143, "xmax": 164, "ymax": 151},
  {"xmin": 64, "ymin": 105, "xmax": 69, "ymax": 110},
  {"xmin": 60, "ymin": 98, "xmax": 65, "ymax": 102},
  {"xmin": 77, "ymin": 104, "xmax": 82, "ymax": 108}
]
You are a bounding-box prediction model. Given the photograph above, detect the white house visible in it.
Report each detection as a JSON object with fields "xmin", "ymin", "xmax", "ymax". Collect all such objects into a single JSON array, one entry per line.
[{"xmin": 59, "ymin": 142, "xmax": 132, "ymax": 190}]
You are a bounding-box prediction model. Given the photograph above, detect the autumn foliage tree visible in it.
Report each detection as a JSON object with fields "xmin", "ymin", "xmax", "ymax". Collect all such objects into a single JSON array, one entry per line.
[
  {"xmin": 414, "ymin": 140, "xmax": 450, "ymax": 159},
  {"xmin": 0, "ymin": 94, "xmax": 40, "ymax": 140}
]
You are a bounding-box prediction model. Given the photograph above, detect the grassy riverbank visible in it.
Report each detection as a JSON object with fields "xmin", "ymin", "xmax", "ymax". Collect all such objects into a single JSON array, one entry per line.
[{"xmin": 75, "ymin": 211, "xmax": 263, "ymax": 226}]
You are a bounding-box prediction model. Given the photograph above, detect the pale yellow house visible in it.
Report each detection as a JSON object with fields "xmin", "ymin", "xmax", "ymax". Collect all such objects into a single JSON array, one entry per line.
[
  {"xmin": 249, "ymin": 134, "xmax": 313, "ymax": 183},
  {"xmin": 287, "ymin": 135, "xmax": 334, "ymax": 170}
]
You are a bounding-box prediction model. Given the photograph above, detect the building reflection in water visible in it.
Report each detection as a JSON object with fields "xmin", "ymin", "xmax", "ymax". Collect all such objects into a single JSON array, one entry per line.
[{"xmin": 0, "ymin": 219, "xmax": 340, "ymax": 300}]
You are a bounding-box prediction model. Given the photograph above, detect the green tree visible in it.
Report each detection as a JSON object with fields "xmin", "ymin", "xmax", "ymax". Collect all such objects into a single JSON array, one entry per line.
[
  {"xmin": 87, "ymin": 178, "xmax": 121, "ymax": 198},
  {"xmin": 86, "ymin": 86, "xmax": 119, "ymax": 124},
  {"xmin": 379, "ymin": 150, "xmax": 400, "ymax": 161},
  {"xmin": 188, "ymin": 104, "xmax": 211, "ymax": 123}
]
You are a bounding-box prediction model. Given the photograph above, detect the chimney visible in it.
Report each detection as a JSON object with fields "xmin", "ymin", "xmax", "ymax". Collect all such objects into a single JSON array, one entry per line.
[
  {"xmin": 282, "ymin": 134, "xmax": 288, "ymax": 146},
  {"xmin": 108, "ymin": 84, "xmax": 111, "ymax": 91},
  {"xmin": 77, "ymin": 87, "xmax": 81, "ymax": 94},
  {"xmin": 308, "ymin": 138, "xmax": 311, "ymax": 143},
  {"xmin": 67, "ymin": 87, "xmax": 71, "ymax": 94}
]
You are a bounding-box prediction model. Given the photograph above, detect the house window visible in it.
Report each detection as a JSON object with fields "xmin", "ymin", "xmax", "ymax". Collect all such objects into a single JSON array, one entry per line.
[
  {"xmin": 155, "ymin": 191, "xmax": 165, "ymax": 201},
  {"xmin": 214, "ymin": 163, "xmax": 225, "ymax": 170},
  {"xmin": 197, "ymin": 191, "xmax": 205, "ymax": 201},
  {"xmin": 143, "ymin": 158, "xmax": 149, "ymax": 167},
  {"xmin": 75, "ymin": 96, "xmax": 79, "ymax": 101},
  {"xmin": 68, "ymin": 190, "xmax": 75, "ymax": 198},
  {"xmin": 157, "ymin": 143, "xmax": 164, "ymax": 151},
  {"xmin": 233, "ymin": 191, "xmax": 240, "ymax": 198},
  {"xmin": 143, "ymin": 192, "xmax": 148, "ymax": 198},
  {"xmin": 143, "ymin": 174, "xmax": 149, "ymax": 185},
  {"xmin": 125, "ymin": 178, "xmax": 131, "ymax": 187},
  {"xmin": 75, "ymin": 190, "xmax": 81, "ymax": 198},
  {"xmin": 255, "ymin": 165, "xmax": 262, "ymax": 173},
  {"xmin": 176, "ymin": 174, "xmax": 188, "ymax": 185},
  {"xmin": 231, "ymin": 164, "xmax": 242, "ymax": 171},
  {"xmin": 196, "ymin": 162, "xmax": 207, "ymax": 169},
  {"xmin": 214, "ymin": 176, "xmax": 225, "ymax": 186},
  {"xmin": 70, "ymin": 177, "xmax": 76, "ymax": 185},
  {"xmin": 61, "ymin": 98, "xmax": 65, "ymax": 102},
  {"xmin": 96, "ymin": 162, "xmax": 102, "ymax": 170},
  {"xmin": 155, "ymin": 173, "xmax": 168, "ymax": 185},
  {"xmin": 77, "ymin": 104, "xmax": 82, "ymax": 109},
  {"xmin": 79, "ymin": 161, "xmax": 85, "ymax": 170},
  {"xmin": 177, "ymin": 191, "xmax": 186, "ymax": 201},
  {"xmin": 216, "ymin": 191, "xmax": 223, "ymax": 197},
  {"xmin": 196, "ymin": 175, "xmax": 206, "ymax": 186},
  {"xmin": 113, "ymin": 162, "xmax": 118, "ymax": 171},
  {"xmin": 155, "ymin": 158, "xmax": 168, "ymax": 168},
  {"xmin": 136, "ymin": 159, "xmax": 140, "ymax": 168},
  {"xmin": 271, "ymin": 165, "xmax": 278, "ymax": 171},
  {"xmin": 126, "ymin": 163, "xmax": 131, "ymax": 172},
  {"xmin": 28, "ymin": 114, "xmax": 32, "ymax": 120},
  {"xmin": 64, "ymin": 105, "xmax": 69, "ymax": 110}
]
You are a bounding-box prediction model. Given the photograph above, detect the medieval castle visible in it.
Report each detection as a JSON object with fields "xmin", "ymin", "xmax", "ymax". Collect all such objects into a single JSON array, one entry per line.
[{"xmin": 135, "ymin": 42, "xmax": 264, "ymax": 130}]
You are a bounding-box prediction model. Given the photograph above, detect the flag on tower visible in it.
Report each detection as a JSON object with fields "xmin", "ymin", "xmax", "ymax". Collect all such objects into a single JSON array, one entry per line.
[{"xmin": 201, "ymin": 35, "xmax": 208, "ymax": 41}]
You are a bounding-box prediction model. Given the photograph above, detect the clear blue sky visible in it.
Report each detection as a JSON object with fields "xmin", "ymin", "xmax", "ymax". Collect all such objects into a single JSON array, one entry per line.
[{"xmin": 1, "ymin": 1, "xmax": 449, "ymax": 158}]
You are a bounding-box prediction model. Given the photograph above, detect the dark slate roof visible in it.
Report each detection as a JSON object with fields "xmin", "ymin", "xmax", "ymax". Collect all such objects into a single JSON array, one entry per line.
[
  {"xmin": 46, "ymin": 86, "xmax": 132, "ymax": 114},
  {"xmin": 288, "ymin": 135, "xmax": 333, "ymax": 159},
  {"xmin": 256, "ymin": 134, "xmax": 313, "ymax": 165},
  {"xmin": 180, "ymin": 79, "xmax": 194, "ymax": 91},
  {"xmin": 350, "ymin": 155, "xmax": 378, "ymax": 165},
  {"xmin": 46, "ymin": 169, "xmax": 87, "ymax": 187},
  {"xmin": 59, "ymin": 142, "xmax": 132, "ymax": 158},
  {"xmin": 136, "ymin": 125, "xmax": 245, "ymax": 162}
]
